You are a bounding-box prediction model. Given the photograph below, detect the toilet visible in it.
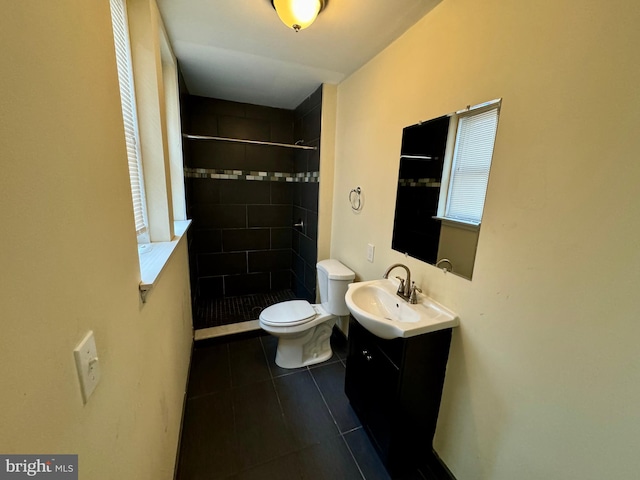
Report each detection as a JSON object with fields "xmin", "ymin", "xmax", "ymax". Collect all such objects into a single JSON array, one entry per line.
[{"xmin": 259, "ymin": 259, "xmax": 355, "ymax": 369}]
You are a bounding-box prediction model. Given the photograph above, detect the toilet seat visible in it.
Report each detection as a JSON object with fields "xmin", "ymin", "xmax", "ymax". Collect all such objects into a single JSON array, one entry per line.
[{"xmin": 260, "ymin": 300, "xmax": 317, "ymax": 327}]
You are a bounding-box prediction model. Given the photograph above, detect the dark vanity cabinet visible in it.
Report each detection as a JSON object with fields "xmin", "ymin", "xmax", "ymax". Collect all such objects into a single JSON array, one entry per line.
[{"xmin": 345, "ymin": 317, "xmax": 453, "ymax": 477}]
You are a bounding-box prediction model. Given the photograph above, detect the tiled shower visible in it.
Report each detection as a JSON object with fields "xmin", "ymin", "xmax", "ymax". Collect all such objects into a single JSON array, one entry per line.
[{"xmin": 182, "ymin": 87, "xmax": 323, "ymax": 330}]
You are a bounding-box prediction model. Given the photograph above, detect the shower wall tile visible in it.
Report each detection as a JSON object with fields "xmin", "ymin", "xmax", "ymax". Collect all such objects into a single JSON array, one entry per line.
[
  {"xmin": 304, "ymin": 263, "xmax": 317, "ymax": 293},
  {"xmin": 290, "ymin": 86, "xmax": 322, "ymax": 302},
  {"xmin": 184, "ymin": 93, "xmax": 320, "ymax": 306},
  {"xmin": 294, "ymin": 149, "xmax": 308, "ymax": 174},
  {"xmin": 225, "ymin": 273, "xmax": 270, "ymax": 296},
  {"xmin": 270, "ymin": 182, "xmax": 293, "ymax": 205},
  {"xmin": 271, "ymin": 228, "xmax": 292, "ymax": 249},
  {"xmin": 188, "ymin": 245, "xmax": 199, "ymax": 290},
  {"xmin": 182, "ymin": 140, "xmax": 192, "ymax": 169},
  {"xmin": 191, "ymin": 229, "xmax": 223, "ymax": 253},
  {"xmin": 303, "ymin": 105, "xmax": 322, "ymax": 142},
  {"xmin": 292, "ymin": 206, "xmax": 306, "ymax": 226},
  {"xmin": 222, "ymin": 229, "xmax": 270, "ymax": 252},
  {"xmin": 293, "ymin": 115, "xmax": 303, "ymax": 141},
  {"xmin": 293, "ymin": 87, "xmax": 322, "ymax": 301},
  {"xmin": 248, "ymin": 205, "xmax": 293, "ymax": 228},
  {"xmin": 271, "ymin": 121, "xmax": 295, "ymax": 144},
  {"xmin": 248, "ymin": 250, "xmax": 292, "ymax": 273},
  {"xmin": 271, "ymin": 270, "xmax": 292, "ymax": 291},
  {"xmin": 292, "ymin": 183, "xmax": 302, "ymax": 207},
  {"xmin": 299, "ymin": 235, "xmax": 317, "ymax": 272},
  {"xmin": 220, "ymin": 179, "xmax": 270, "ymax": 205},
  {"xmin": 187, "ymin": 177, "xmax": 221, "ymax": 205},
  {"xmin": 188, "ymin": 108, "xmax": 219, "ymax": 136},
  {"xmin": 198, "ymin": 252, "xmax": 247, "ymax": 277},
  {"xmin": 197, "ymin": 276, "xmax": 224, "ymax": 300},
  {"xmin": 187, "ymin": 141, "xmax": 246, "ymax": 170},
  {"xmin": 244, "ymin": 103, "xmax": 292, "ymax": 124},
  {"xmin": 306, "ymin": 211, "xmax": 318, "ymax": 241},
  {"xmin": 295, "ymin": 87, "xmax": 321, "ymax": 120},
  {"xmin": 301, "ymin": 183, "xmax": 319, "ymax": 212},
  {"xmin": 245, "ymin": 145, "xmax": 294, "ymax": 172},
  {"xmin": 293, "ymin": 278, "xmax": 313, "ymax": 303},
  {"xmin": 218, "ymin": 116, "xmax": 271, "ymax": 142},
  {"xmin": 192, "ymin": 204, "xmax": 247, "ymax": 229},
  {"xmin": 187, "ymin": 95, "xmax": 245, "ymax": 119},
  {"xmin": 292, "ymin": 253, "xmax": 305, "ymax": 284}
]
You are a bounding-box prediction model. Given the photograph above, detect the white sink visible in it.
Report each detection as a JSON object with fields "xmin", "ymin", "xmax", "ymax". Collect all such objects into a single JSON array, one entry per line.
[{"xmin": 345, "ymin": 278, "xmax": 459, "ymax": 339}]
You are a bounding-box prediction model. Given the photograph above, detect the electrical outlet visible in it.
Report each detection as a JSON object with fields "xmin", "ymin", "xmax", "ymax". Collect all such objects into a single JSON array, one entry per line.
[
  {"xmin": 74, "ymin": 331, "xmax": 100, "ymax": 404},
  {"xmin": 367, "ymin": 243, "xmax": 375, "ymax": 263}
]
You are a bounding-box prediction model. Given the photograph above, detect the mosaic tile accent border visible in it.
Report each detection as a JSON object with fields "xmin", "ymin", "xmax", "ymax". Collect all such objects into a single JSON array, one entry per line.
[
  {"xmin": 398, "ymin": 178, "xmax": 441, "ymax": 187},
  {"xmin": 185, "ymin": 167, "xmax": 319, "ymax": 183}
]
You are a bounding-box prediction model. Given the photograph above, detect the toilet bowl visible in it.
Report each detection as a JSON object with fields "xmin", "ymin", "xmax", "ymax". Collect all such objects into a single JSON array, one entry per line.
[{"xmin": 259, "ymin": 259, "xmax": 355, "ymax": 369}]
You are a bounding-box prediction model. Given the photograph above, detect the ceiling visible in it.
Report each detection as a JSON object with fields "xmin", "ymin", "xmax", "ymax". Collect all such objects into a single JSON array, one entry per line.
[{"xmin": 156, "ymin": 0, "xmax": 442, "ymax": 110}]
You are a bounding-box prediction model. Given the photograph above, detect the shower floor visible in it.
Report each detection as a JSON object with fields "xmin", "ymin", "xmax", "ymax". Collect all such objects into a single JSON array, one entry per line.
[{"xmin": 193, "ymin": 289, "xmax": 298, "ymax": 330}]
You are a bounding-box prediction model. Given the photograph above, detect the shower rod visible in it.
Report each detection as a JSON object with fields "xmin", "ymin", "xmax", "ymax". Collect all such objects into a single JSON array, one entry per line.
[{"xmin": 182, "ymin": 134, "xmax": 317, "ymax": 151}]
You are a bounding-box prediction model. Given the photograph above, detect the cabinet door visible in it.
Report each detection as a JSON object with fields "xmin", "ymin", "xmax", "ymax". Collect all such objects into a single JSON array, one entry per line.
[
  {"xmin": 345, "ymin": 320, "xmax": 376, "ymax": 420},
  {"xmin": 363, "ymin": 342, "xmax": 399, "ymax": 458},
  {"xmin": 345, "ymin": 319, "xmax": 400, "ymax": 461}
]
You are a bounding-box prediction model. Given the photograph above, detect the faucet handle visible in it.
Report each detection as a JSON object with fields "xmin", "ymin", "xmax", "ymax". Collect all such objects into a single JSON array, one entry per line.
[
  {"xmin": 409, "ymin": 282, "xmax": 422, "ymax": 304},
  {"xmin": 395, "ymin": 276, "xmax": 405, "ymax": 295}
]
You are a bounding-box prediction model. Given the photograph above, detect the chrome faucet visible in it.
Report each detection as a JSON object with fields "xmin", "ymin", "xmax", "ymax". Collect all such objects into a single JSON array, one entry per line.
[{"xmin": 382, "ymin": 263, "xmax": 414, "ymax": 301}]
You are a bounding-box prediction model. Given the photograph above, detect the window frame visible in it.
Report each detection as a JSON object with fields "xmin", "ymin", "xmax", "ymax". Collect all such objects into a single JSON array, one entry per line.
[{"xmin": 109, "ymin": 0, "xmax": 190, "ymax": 302}]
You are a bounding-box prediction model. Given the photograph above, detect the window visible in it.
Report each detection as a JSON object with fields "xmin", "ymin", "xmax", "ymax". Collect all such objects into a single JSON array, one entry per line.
[
  {"xmin": 108, "ymin": 0, "xmax": 190, "ymax": 301},
  {"xmin": 438, "ymin": 100, "xmax": 500, "ymax": 226},
  {"xmin": 109, "ymin": 0, "xmax": 149, "ymax": 243}
]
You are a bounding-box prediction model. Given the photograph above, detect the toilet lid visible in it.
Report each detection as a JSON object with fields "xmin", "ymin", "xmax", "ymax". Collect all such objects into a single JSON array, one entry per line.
[{"xmin": 260, "ymin": 300, "xmax": 317, "ymax": 326}]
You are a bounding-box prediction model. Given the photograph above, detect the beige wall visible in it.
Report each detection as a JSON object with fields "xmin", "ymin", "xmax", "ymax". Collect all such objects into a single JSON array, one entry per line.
[
  {"xmin": 331, "ymin": 0, "xmax": 640, "ymax": 478},
  {"xmin": 0, "ymin": 2, "xmax": 192, "ymax": 479},
  {"xmin": 437, "ymin": 224, "xmax": 479, "ymax": 280}
]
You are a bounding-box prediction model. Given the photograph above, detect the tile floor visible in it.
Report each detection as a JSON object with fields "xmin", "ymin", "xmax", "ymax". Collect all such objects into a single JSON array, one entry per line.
[
  {"xmin": 192, "ymin": 290, "xmax": 298, "ymax": 329},
  {"xmin": 175, "ymin": 330, "xmax": 427, "ymax": 480}
]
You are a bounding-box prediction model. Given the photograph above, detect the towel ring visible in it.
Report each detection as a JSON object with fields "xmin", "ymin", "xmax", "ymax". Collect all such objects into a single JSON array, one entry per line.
[{"xmin": 349, "ymin": 187, "xmax": 362, "ymax": 211}]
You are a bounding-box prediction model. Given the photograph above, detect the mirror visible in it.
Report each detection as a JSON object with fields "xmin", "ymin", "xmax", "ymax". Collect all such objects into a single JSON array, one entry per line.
[{"xmin": 391, "ymin": 100, "xmax": 500, "ymax": 280}]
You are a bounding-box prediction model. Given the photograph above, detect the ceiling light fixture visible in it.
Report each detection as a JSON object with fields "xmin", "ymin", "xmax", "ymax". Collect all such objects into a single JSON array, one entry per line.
[{"xmin": 271, "ymin": 0, "xmax": 326, "ymax": 32}]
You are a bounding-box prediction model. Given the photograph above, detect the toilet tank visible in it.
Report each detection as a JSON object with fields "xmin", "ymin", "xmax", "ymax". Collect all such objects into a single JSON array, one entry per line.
[{"xmin": 316, "ymin": 259, "xmax": 355, "ymax": 316}]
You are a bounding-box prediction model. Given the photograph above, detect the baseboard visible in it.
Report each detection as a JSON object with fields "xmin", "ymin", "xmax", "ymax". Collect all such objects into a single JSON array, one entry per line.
[
  {"xmin": 173, "ymin": 339, "xmax": 194, "ymax": 480},
  {"xmin": 194, "ymin": 320, "xmax": 262, "ymax": 342},
  {"xmin": 193, "ymin": 321, "xmax": 267, "ymax": 349}
]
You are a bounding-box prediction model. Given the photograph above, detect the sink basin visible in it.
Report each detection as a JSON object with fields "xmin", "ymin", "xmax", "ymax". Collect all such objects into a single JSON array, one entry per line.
[{"xmin": 345, "ymin": 278, "xmax": 459, "ymax": 339}]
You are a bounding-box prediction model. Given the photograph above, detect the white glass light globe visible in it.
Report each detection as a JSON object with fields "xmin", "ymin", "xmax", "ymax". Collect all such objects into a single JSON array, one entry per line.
[{"xmin": 273, "ymin": 0, "xmax": 322, "ymax": 32}]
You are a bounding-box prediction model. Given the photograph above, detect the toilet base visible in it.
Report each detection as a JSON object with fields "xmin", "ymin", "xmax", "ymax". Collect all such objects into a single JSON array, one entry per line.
[{"xmin": 274, "ymin": 319, "xmax": 336, "ymax": 369}]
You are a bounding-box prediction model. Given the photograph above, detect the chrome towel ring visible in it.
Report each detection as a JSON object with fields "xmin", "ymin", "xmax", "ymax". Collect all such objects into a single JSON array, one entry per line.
[{"xmin": 349, "ymin": 187, "xmax": 362, "ymax": 212}]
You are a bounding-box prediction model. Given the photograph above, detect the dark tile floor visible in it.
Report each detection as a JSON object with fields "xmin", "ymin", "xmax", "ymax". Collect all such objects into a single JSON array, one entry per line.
[
  {"xmin": 193, "ymin": 290, "xmax": 298, "ymax": 329},
  {"xmin": 176, "ymin": 330, "xmax": 427, "ymax": 480}
]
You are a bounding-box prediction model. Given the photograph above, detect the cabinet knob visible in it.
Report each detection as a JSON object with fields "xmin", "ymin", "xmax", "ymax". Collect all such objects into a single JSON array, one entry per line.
[{"xmin": 362, "ymin": 349, "xmax": 373, "ymax": 362}]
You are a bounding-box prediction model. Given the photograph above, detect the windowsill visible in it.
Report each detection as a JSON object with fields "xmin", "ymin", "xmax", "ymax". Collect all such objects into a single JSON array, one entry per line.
[
  {"xmin": 432, "ymin": 216, "xmax": 481, "ymax": 231},
  {"xmin": 138, "ymin": 219, "xmax": 192, "ymax": 302}
]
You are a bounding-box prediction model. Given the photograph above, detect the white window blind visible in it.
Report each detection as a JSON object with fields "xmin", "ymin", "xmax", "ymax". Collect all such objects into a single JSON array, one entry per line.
[
  {"xmin": 445, "ymin": 106, "xmax": 499, "ymax": 224},
  {"xmin": 110, "ymin": 0, "xmax": 148, "ymax": 237}
]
